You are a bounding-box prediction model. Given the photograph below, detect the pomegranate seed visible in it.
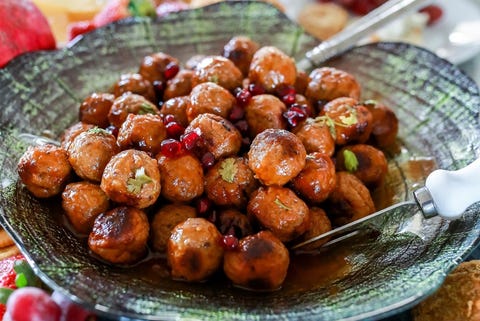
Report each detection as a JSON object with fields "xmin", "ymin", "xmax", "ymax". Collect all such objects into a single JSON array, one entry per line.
[
  {"xmin": 164, "ymin": 114, "xmax": 176, "ymax": 124},
  {"xmin": 235, "ymin": 87, "xmax": 252, "ymax": 106},
  {"xmin": 234, "ymin": 120, "xmax": 249, "ymax": 134},
  {"xmin": 166, "ymin": 121, "xmax": 185, "ymax": 138},
  {"xmin": 283, "ymin": 105, "xmax": 308, "ymax": 127},
  {"xmin": 164, "ymin": 62, "xmax": 180, "ymax": 80},
  {"xmin": 196, "ymin": 197, "xmax": 212, "ymax": 215},
  {"xmin": 201, "ymin": 152, "xmax": 215, "ymax": 170},
  {"xmin": 105, "ymin": 125, "xmax": 118, "ymax": 137},
  {"xmin": 229, "ymin": 105, "xmax": 245, "ymax": 121},
  {"xmin": 160, "ymin": 138, "xmax": 183, "ymax": 157},
  {"xmin": 276, "ymin": 84, "xmax": 296, "ymax": 98},
  {"xmin": 282, "ymin": 93, "xmax": 296, "ymax": 106},
  {"xmin": 419, "ymin": 5, "xmax": 443, "ymax": 26},
  {"xmin": 153, "ymin": 80, "xmax": 164, "ymax": 101},
  {"xmin": 181, "ymin": 130, "xmax": 201, "ymax": 150},
  {"xmin": 248, "ymin": 83, "xmax": 265, "ymax": 96},
  {"xmin": 221, "ymin": 234, "xmax": 239, "ymax": 250}
]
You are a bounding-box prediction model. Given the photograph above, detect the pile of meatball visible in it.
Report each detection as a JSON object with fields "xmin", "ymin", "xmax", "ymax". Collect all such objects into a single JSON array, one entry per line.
[{"xmin": 17, "ymin": 36, "xmax": 398, "ymax": 291}]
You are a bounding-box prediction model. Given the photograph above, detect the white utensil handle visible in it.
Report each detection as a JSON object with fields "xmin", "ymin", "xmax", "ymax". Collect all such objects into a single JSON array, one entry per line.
[{"xmin": 426, "ymin": 158, "xmax": 480, "ymax": 219}]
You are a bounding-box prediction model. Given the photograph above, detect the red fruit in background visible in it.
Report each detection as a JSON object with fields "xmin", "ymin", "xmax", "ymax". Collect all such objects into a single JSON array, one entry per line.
[
  {"xmin": 5, "ymin": 287, "xmax": 62, "ymax": 321},
  {"xmin": 93, "ymin": 0, "xmax": 130, "ymax": 27},
  {"xmin": 419, "ymin": 5, "xmax": 443, "ymax": 26},
  {"xmin": 0, "ymin": 254, "xmax": 25, "ymax": 320},
  {"xmin": 0, "ymin": 0, "xmax": 56, "ymax": 67},
  {"xmin": 51, "ymin": 290, "xmax": 95, "ymax": 321},
  {"xmin": 67, "ymin": 20, "xmax": 96, "ymax": 41},
  {"xmin": 156, "ymin": 1, "xmax": 189, "ymax": 18}
]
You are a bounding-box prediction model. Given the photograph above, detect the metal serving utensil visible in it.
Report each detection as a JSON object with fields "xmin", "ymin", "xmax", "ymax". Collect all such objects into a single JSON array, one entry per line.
[{"xmin": 292, "ymin": 158, "xmax": 480, "ymax": 250}]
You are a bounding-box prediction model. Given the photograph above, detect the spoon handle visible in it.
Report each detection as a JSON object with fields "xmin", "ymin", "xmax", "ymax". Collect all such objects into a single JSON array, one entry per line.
[{"xmin": 296, "ymin": 0, "xmax": 428, "ymax": 70}]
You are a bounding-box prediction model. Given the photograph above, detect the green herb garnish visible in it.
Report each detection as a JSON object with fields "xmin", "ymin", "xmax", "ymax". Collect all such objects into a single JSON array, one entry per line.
[
  {"xmin": 274, "ymin": 197, "xmax": 291, "ymax": 211},
  {"xmin": 138, "ymin": 103, "xmax": 156, "ymax": 115},
  {"xmin": 127, "ymin": 167, "xmax": 153, "ymax": 193},
  {"xmin": 343, "ymin": 149, "xmax": 359, "ymax": 172},
  {"xmin": 208, "ymin": 75, "xmax": 219, "ymax": 84},
  {"xmin": 127, "ymin": 0, "xmax": 157, "ymax": 17},
  {"xmin": 218, "ymin": 158, "xmax": 237, "ymax": 183},
  {"xmin": 87, "ymin": 127, "xmax": 109, "ymax": 135}
]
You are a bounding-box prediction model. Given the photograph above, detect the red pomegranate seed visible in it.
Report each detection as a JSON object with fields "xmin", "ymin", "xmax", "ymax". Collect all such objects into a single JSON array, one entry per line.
[
  {"xmin": 160, "ymin": 139, "xmax": 183, "ymax": 157},
  {"xmin": 235, "ymin": 88, "xmax": 252, "ymax": 106},
  {"xmin": 181, "ymin": 129, "xmax": 201, "ymax": 150},
  {"xmin": 164, "ymin": 114, "xmax": 176, "ymax": 124},
  {"xmin": 248, "ymin": 83, "xmax": 265, "ymax": 96},
  {"xmin": 201, "ymin": 152, "xmax": 215, "ymax": 170},
  {"xmin": 234, "ymin": 120, "xmax": 249, "ymax": 134},
  {"xmin": 197, "ymin": 197, "xmax": 212, "ymax": 215},
  {"xmin": 282, "ymin": 93, "xmax": 296, "ymax": 106},
  {"xmin": 229, "ymin": 105, "xmax": 245, "ymax": 121},
  {"xmin": 166, "ymin": 121, "xmax": 185, "ymax": 138},
  {"xmin": 283, "ymin": 105, "xmax": 308, "ymax": 127},
  {"xmin": 164, "ymin": 62, "xmax": 180, "ymax": 80},
  {"xmin": 153, "ymin": 80, "xmax": 165, "ymax": 102},
  {"xmin": 221, "ymin": 234, "xmax": 239, "ymax": 250},
  {"xmin": 105, "ymin": 125, "xmax": 119, "ymax": 137},
  {"xmin": 276, "ymin": 84, "xmax": 296, "ymax": 98}
]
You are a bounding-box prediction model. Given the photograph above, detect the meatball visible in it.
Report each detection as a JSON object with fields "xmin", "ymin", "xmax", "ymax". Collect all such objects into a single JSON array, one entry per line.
[
  {"xmin": 160, "ymin": 96, "xmax": 190, "ymax": 128},
  {"xmin": 293, "ymin": 119, "xmax": 335, "ymax": 156},
  {"xmin": 248, "ymin": 46, "xmax": 296, "ymax": 93},
  {"xmin": 321, "ymin": 97, "xmax": 373, "ymax": 145},
  {"xmin": 150, "ymin": 204, "xmax": 197, "ymax": 252},
  {"xmin": 222, "ymin": 36, "xmax": 259, "ymax": 76},
  {"xmin": 116, "ymin": 113, "xmax": 167, "ymax": 156},
  {"xmin": 247, "ymin": 186, "xmax": 310, "ymax": 242},
  {"xmin": 217, "ymin": 209, "xmax": 253, "ymax": 239},
  {"xmin": 67, "ymin": 128, "xmax": 119, "ymax": 182},
  {"xmin": 192, "ymin": 56, "xmax": 243, "ymax": 91},
  {"xmin": 290, "ymin": 152, "xmax": 336, "ymax": 204},
  {"xmin": 60, "ymin": 122, "xmax": 95, "ymax": 151},
  {"xmin": 304, "ymin": 67, "xmax": 361, "ymax": 103},
  {"xmin": 17, "ymin": 144, "xmax": 72, "ymax": 198},
  {"xmin": 138, "ymin": 52, "xmax": 180, "ymax": 84},
  {"xmin": 156, "ymin": 153, "xmax": 204, "ymax": 202},
  {"xmin": 300, "ymin": 207, "xmax": 332, "ymax": 249},
  {"xmin": 164, "ymin": 69, "xmax": 194, "ymax": 101},
  {"xmin": 79, "ymin": 92, "xmax": 115, "ymax": 128},
  {"xmin": 112, "ymin": 73, "xmax": 156, "ymax": 103},
  {"xmin": 326, "ymin": 171, "xmax": 375, "ymax": 226},
  {"xmin": 248, "ymin": 128, "xmax": 306, "ymax": 186},
  {"xmin": 223, "ymin": 230, "xmax": 289, "ymax": 290},
  {"xmin": 167, "ymin": 218, "xmax": 224, "ymax": 282},
  {"xmin": 204, "ymin": 157, "xmax": 257, "ymax": 208},
  {"xmin": 294, "ymin": 70, "xmax": 309, "ymax": 96},
  {"xmin": 101, "ymin": 149, "xmax": 161, "ymax": 209},
  {"xmin": 185, "ymin": 54, "xmax": 206, "ymax": 70},
  {"xmin": 187, "ymin": 82, "xmax": 235, "ymax": 122},
  {"xmin": 336, "ymin": 144, "xmax": 388, "ymax": 188},
  {"xmin": 108, "ymin": 93, "xmax": 160, "ymax": 128},
  {"xmin": 62, "ymin": 181, "xmax": 110, "ymax": 234},
  {"xmin": 364, "ymin": 100, "xmax": 399, "ymax": 149},
  {"xmin": 244, "ymin": 94, "xmax": 287, "ymax": 138},
  {"xmin": 185, "ymin": 113, "xmax": 242, "ymax": 159},
  {"xmin": 88, "ymin": 206, "xmax": 149, "ymax": 264}
]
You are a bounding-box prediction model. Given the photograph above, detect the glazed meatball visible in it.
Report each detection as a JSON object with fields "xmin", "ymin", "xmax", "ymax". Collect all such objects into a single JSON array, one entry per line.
[
  {"xmin": 101, "ymin": 149, "xmax": 161, "ymax": 209},
  {"xmin": 204, "ymin": 157, "xmax": 257, "ymax": 208},
  {"xmin": 79, "ymin": 92, "xmax": 115, "ymax": 128},
  {"xmin": 17, "ymin": 144, "xmax": 72, "ymax": 198},
  {"xmin": 294, "ymin": 70, "xmax": 309, "ymax": 96},
  {"xmin": 108, "ymin": 93, "xmax": 160, "ymax": 128},
  {"xmin": 321, "ymin": 97, "xmax": 373, "ymax": 145},
  {"xmin": 336, "ymin": 144, "xmax": 388, "ymax": 188},
  {"xmin": 116, "ymin": 113, "xmax": 167, "ymax": 156},
  {"xmin": 67, "ymin": 128, "xmax": 119, "ymax": 182},
  {"xmin": 156, "ymin": 153, "xmax": 204, "ymax": 202},
  {"xmin": 326, "ymin": 171, "xmax": 375, "ymax": 226},
  {"xmin": 164, "ymin": 69, "xmax": 194, "ymax": 101},
  {"xmin": 248, "ymin": 128, "xmax": 306, "ymax": 186},
  {"xmin": 60, "ymin": 122, "xmax": 95, "ymax": 151},
  {"xmin": 293, "ymin": 119, "xmax": 335, "ymax": 156},
  {"xmin": 185, "ymin": 54, "xmax": 206, "ymax": 70},
  {"xmin": 192, "ymin": 56, "xmax": 243, "ymax": 91},
  {"xmin": 112, "ymin": 73, "xmax": 156, "ymax": 103},
  {"xmin": 244, "ymin": 94, "xmax": 287, "ymax": 138},
  {"xmin": 160, "ymin": 96, "xmax": 190, "ymax": 127},
  {"xmin": 223, "ymin": 230, "xmax": 289, "ymax": 290},
  {"xmin": 62, "ymin": 181, "xmax": 110, "ymax": 235},
  {"xmin": 300, "ymin": 207, "xmax": 332, "ymax": 249},
  {"xmin": 222, "ymin": 36, "xmax": 259, "ymax": 76},
  {"xmin": 138, "ymin": 52, "xmax": 180, "ymax": 84},
  {"xmin": 88, "ymin": 206, "xmax": 149, "ymax": 264},
  {"xmin": 167, "ymin": 218, "xmax": 224, "ymax": 282},
  {"xmin": 248, "ymin": 46, "xmax": 296, "ymax": 93},
  {"xmin": 304, "ymin": 67, "xmax": 361, "ymax": 103},
  {"xmin": 364, "ymin": 100, "xmax": 399, "ymax": 149},
  {"xmin": 247, "ymin": 186, "xmax": 310, "ymax": 242},
  {"xmin": 150, "ymin": 204, "xmax": 197, "ymax": 252},
  {"xmin": 185, "ymin": 113, "xmax": 242, "ymax": 159},
  {"xmin": 290, "ymin": 152, "xmax": 336, "ymax": 204},
  {"xmin": 217, "ymin": 209, "xmax": 253, "ymax": 239},
  {"xmin": 187, "ymin": 82, "xmax": 235, "ymax": 122}
]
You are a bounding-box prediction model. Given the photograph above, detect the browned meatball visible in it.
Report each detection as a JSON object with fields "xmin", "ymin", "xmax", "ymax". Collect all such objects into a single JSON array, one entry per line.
[
  {"xmin": 67, "ymin": 128, "xmax": 119, "ymax": 182},
  {"xmin": 192, "ymin": 56, "xmax": 243, "ymax": 91},
  {"xmin": 222, "ymin": 36, "xmax": 259, "ymax": 77},
  {"xmin": 300, "ymin": 207, "xmax": 332, "ymax": 249},
  {"xmin": 185, "ymin": 113, "xmax": 242, "ymax": 159},
  {"xmin": 364, "ymin": 100, "xmax": 399, "ymax": 149},
  {"xmin": 204, "ymin": 157, "xmax": 257, "ymax": 208},
  {"xmin": 164, "ymin": 69, "xmax": 194, "ymax": 101},
  {"xmin": 326, "ymin": 171, "xmax": 375, "ymax": 226},
  {"xmin": 294, "ymin": 70, "xmax": 309, "ymax": 96},
  {"xmin": 247, "ymin": 186, "xmax": 310, "ymax": 242},
  {"xmin": 223, "ymin": 230, "xmax": 289, "ymax": 290},
  {"xmin": 167, "ymin": 217, "xmax": 224, "ymax": 282},
  {"xmin": 304, "ymin": 67, "xmax": 361, "ymax": 103},
  {"xmin": 101, "ymin": 149, "xmax": 161, "ymax": 209},
  {"xmin": 88, "ymin": 206, "xmax": 149, "ymax": 264},
  {"xmin": 217, "ymin": 209, "xmax": 253, "ymax": 238},
  {"xmin": 185, "ymin": 54, "xmax": 206, "ymax": 70},
  {"xmin": 150, "ymin": 203, "xmax": 197, "ymax": 252},
  {"xmin": 248, "ymin": 128, "xmax": 306, "ymax": 186},
  {"xmin": 79, "ymin": 92, "xmax": 115, "ymax": 128},
  {"xmin": 160, "ymin": 96, "xmax": 190, "ymax": 127},
  {"xmin": 112, "ymin": 73, "xmax": 156, "ymax": 103},
  {"xmin": 17, "ymin": 144, "xmax": 72, "ymax": 198},
  {"xmin": 320, "ymin": 97, "xmax": 373, "ymax": 145},
  {"xmin": 293, "ymin": 119, "xmax": 335, "ymax": 156},
  {"xmin": 60, "ymin": 122, "xmax": 95, "ymax": 151},
  {"xmin": 244, "ymin": 94, "xmax": 287, "ymax": 138},
  {"xmin": 108, "ymin": 93, "xmax": 160, "ymax": 128},
  {"xmin": 138, "ymin": 52, "xmax": 180, "ymax": 84},
  {"xmin": 248, "ymin": 46, "xmax": 296, "ymax": 93},
  {"xmin": 290, "ymin": 152, "xmax": 336, "ymax": 204},
  {"xmin": 62, "ymin": 181, "xmax": 110, "ymax": 234},
  {"xmin": 156, "ymin": 153, "xmax": 204, "ymax": 202},
  {"xmin": 336, "ymin": 144, "xmax": 388, "ymax": 188},
  {"xmin": 187, "ymin": 82, "xmax": 235, "ymax": 122},
  {"xmin": 116, "ymin": 113, "xmax": 167, "ymax": 156}
]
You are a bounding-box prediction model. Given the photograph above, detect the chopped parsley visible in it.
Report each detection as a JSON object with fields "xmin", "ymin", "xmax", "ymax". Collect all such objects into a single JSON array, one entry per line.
[
  {"xmin": 218, "ymin": 158, "xmax": 237, "ymax": 183},
  {"xmin": 127, "ymin": 167, "xmax": 153, "ymax": 193}
]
